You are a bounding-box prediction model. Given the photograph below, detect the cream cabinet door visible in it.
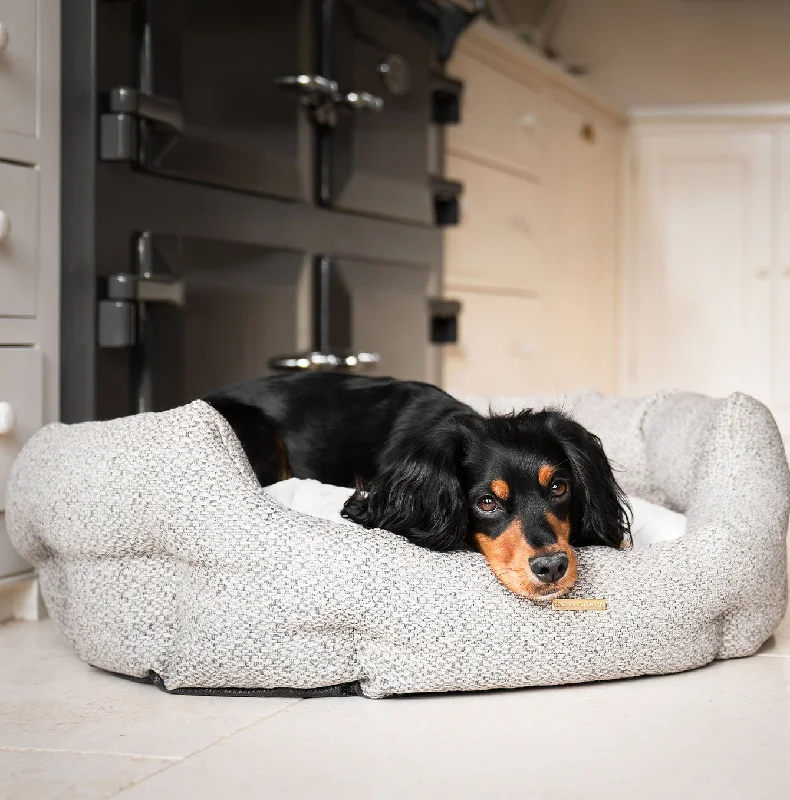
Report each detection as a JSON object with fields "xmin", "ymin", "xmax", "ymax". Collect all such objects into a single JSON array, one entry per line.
[
  {"xmin": 444, "ymin": 290, "xmax": 559, "ymax": 396},
  {"xmin": 626, "ymin": 128, "xmax": 774, "ymax": 404},
  {"xmin": 447, "ymin": 50, "xmax": 543, "ymax": 178},
  {"xmin": 543, "ymin": 100, "xmax": 620, "ymax": 394},
  {"xmin": 445, "ymin": 155, "xmax": 542, "ymax": 293}
]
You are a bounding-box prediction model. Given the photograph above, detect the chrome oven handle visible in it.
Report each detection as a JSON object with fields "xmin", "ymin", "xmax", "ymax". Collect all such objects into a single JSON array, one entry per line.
[
  {"xmin": 268, "ymin": 351, "xmax": 381, "ymax": 372},
  {"xmin": 339, "ymin": 91, "xmax": 384, "ymax": 113},
  {"xmin": 274, "ymin": 74, "xmax": 339, "ymax": 98}
]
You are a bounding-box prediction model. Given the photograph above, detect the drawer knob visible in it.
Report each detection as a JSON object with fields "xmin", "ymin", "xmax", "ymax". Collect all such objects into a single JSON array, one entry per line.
[
  {"xmin": 0, "ymin": 402, "xmax": 15, "ymax": 435},
  {"xmin": 0, "ymin": 23, "xmax": 8, "ymax": 55},
  {"xmin": 0, "ymin": 210, "xmax": 9, "ymax": 242}
]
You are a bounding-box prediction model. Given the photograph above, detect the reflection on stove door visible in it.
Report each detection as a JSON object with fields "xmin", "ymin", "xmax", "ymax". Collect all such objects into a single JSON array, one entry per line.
[
  {"xmin": 322, "ymin": 255, "xmax": 436, "ymax": 383},
  {"xmin": 322, "ymin": 0, "xmax": 434, "ymax": 224},
  {"xmin": 134, "ymin": 235, "xmax": 311, "ymax": 412},
  {"xmin": 138, "ymin": 0, "xmax": 314, "ymax": 201}
]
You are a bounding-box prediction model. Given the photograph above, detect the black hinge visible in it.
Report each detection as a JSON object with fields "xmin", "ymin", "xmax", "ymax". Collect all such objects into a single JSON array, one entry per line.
[
  {"xmin": 97, "ymin": 233, "xmax": 185, "ymax": 348},
  {"xmin": 99, "ymin": 88, "xmax": 183, "ymax": 162}
]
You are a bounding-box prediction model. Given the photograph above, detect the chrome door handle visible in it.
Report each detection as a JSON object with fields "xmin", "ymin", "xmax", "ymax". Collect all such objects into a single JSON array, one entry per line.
[
  {"xmin": 109, "ymin": 87, "xmax": 184, "ymax": 132},
  {"xmin": 274, "ymin": 74, "xmax": 339, "ymax": 98},
  {"xmin": 268, "ymin": 351, "xmax": 381, "ymax": 372},
  {"xmin": 339, "ymin": 91, "xmax": 384, "ymax": 113}
]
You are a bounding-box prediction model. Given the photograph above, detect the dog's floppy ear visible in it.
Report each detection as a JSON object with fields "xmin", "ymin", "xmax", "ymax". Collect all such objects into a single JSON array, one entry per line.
[
  {"xmin": 543, "ymin": 411, "xmax": 631, "ymax": 549},
  {"xmin": 341, "ymin": 418, "xmax": 470, "ymax": 551}
]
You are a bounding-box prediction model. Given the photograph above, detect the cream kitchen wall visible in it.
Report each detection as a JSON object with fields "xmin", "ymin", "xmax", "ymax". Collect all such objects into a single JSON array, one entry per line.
[
  {"xmin": 552, "ymin": 0, "xmax": 790, "ymax": 109},
  {"xmin": 443, "ymin": 21, "xmax": 625, "ymax": 397}
]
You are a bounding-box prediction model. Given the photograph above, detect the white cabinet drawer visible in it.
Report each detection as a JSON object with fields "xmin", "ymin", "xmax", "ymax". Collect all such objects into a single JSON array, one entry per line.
[
  {"xmin": 0, "ymin": 513, "xmax": 29, "ymax": 577},
  {"xmin": 445, "ymin": 155, "xmax": 542, "ymax": 291},
  {"xmin": 444, "ymin": 290, "xmax": 553, "ymax": 396},
  {"xmin": 0, "ymin": 346, "xmax": 42, "ymax": 511},
  {"xmin": 448, "ymin": 51, "xmax": 543, "ymax": 177},
  {"xmin": 0, "ymin": 160, "xmax": 39, "ymax": 317},
  {"xmin": 0, "ymin": 0, "xmax": 38, "ymax": 137}
]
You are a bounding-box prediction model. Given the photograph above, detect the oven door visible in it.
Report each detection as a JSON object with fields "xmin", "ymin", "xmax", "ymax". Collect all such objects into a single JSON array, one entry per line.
[
  {"xmin": 320, "ymin": 0, "xmax": 434, "ymax": 225},
  {"xmin": 121, "ymin": 0, "xmax": 316, "ymax": 201},
  {"xmin": 269, "ymin": 254, "xmax": 437, "ymax": 384},
  {"xmin": 98, "ymin": 233, "xmax": 312, "ymax": 416}
]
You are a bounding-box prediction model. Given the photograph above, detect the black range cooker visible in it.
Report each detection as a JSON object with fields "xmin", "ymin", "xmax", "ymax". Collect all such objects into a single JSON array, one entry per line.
[{"xmin": 62, "ymin": 0, "xmax": 481, "ymax": 421}]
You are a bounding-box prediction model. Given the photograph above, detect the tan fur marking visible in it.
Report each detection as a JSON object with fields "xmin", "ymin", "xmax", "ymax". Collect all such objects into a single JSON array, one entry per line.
[
  {"xmin": 538, "ymin": 464, "xmax": 555, "ymax": 487},
  {"xmin": 490, "ymin": 479, "xmax": 510, "ymax": 501},
  {"xmin": 475, "ymin": 517, "xmax": 578, "ymax": 602},
  {"xmin": 275, "ymin": 436, "xmax": 293, "ymax": 481},
  {"xmin": 546, "ymin": 511, "xmax": 571, "ymax": 543}
]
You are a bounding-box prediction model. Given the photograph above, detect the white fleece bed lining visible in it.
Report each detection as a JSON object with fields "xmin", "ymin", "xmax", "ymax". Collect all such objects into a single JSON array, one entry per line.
[{"xmin": 263, "ymin": 478, "xmax": 687, "ymax": 549}]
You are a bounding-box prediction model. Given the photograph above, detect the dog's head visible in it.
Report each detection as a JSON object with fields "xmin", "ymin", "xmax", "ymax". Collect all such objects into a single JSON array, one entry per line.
[{"xmin": 342, "ymin": 409, "xmax": 631, "ymax": 601}]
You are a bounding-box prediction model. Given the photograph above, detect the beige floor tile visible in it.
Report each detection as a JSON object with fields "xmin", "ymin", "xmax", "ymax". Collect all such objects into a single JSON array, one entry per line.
[
  {"xmin": 115, "ymin": 656, "xmax": 790, "ymax": 800},
  {"xmin": 759, "ymin": 607, "xmax": 790, "ymax": 657},
  {"xmin": 757, "ymin": 538, "xmax": 790, "ymax": 657},
  {"xmin": 0, "ymin": 749, "xmax": 170, "ymax": 800},
  {"xmin": 0, "ymin": 621, "xmax": 297, "ymax": 758}
]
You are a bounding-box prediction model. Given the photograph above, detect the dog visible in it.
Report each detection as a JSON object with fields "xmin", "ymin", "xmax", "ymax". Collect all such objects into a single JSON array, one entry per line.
[{"xmin": 205, "ymin": 373, "xmax": 630, "ymax": 601}]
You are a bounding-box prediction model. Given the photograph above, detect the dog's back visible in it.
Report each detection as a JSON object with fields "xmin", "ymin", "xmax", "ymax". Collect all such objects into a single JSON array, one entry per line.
[{"xmin": 205, "ymin": 373, "xmax": 471, "ymax": 487}]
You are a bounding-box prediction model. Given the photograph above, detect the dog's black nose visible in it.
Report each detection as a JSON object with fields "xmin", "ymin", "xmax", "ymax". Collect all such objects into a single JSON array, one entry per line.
[{"xmin": 529, "ymin": 552, "xmax": 569, "ymax": 584}]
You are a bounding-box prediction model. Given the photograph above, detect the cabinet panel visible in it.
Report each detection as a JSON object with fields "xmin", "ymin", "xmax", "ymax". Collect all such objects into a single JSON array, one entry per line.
[
  {"xmin": 445, "ymin": 155, "xmax": 541, "ymax": 291},
  {"xmin": 444, "ymin": 290, "xmax": 556, "ymax": 396},
  {"xmin": 0, "ymin": 0, "xmax": 38, "ymax": 137},
  {"xmin": 543, "ymin": 103, "xmax": 620, "ymax": 394},
  {"xmin": 775, "ymin": 129, "xmax": 790, "ymax": 442},
  {"xmin": 628, "ymin": 129, "xmax": 774, "ymax": 403},
  {"xmin": 0, "ymin": 346, "xmax": 42, "ymax": 513},
  {"xmin": 0, "ymin": 160, "xmax": 39, "ymax": 317},
  {"xmin": 448, "ymin": 51, "xmax": 543, "ymax": 177}
]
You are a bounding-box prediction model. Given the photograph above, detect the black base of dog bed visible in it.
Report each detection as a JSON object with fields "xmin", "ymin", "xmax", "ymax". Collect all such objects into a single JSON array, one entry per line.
[{"xmin": 101, "ymin": 667, "xmax": 363, "ymax": 698}]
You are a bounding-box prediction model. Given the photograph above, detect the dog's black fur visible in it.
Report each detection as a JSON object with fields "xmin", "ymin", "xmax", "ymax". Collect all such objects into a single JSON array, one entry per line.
[{"xmin": 205, "ymin": 373, "xmax": 630, "ymax": 598}]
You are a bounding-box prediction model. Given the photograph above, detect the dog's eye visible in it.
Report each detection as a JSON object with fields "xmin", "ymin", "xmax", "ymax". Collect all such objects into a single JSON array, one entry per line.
[
  {"xmin": 550, "ymin": 480, "xmax": 569, "ymax": 498},
  {"xmin": 476, "ymin": 495, "xmax": 499, "ymax": 513}
]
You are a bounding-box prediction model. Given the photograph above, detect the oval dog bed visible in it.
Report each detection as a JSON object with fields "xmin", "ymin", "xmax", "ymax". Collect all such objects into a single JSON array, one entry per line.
[{"xmin": 5, "ymin": 390, "xmax": 789, "ymax": 699}]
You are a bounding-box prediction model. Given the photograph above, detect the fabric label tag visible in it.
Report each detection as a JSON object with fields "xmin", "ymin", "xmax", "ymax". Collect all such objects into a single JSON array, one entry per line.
[{"xmin": 552, "ymin": 598, "xmax": 607, "ymax": 611}]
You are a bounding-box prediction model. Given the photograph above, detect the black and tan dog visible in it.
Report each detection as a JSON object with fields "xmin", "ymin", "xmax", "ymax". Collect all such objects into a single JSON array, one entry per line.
[{"xmin": 205, "ymin": 373, "xmax": 630, "ymax": 601}]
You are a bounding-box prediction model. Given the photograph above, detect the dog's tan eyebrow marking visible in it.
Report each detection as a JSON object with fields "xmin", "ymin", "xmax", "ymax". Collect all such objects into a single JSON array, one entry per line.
[
  {"xmin": 538, "ymin": 465, "xmax": 555, "ymax": 487},
  {"xmin": 490, "ymin": 478, "xmax": 510, "ymax": 501}
]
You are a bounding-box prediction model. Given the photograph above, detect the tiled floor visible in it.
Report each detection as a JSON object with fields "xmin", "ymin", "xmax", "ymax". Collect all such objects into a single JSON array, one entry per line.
[{"xmin": 1, "ymin": 611, "xmax": 789, "ymax": 800}]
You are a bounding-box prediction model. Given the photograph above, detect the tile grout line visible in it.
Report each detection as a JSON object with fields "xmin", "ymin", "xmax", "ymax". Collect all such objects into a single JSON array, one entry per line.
[
  {"xmin": 0, "ymin": 745, "xmax": 180, "ymax": 762},
  {"xmin": 103, "ymin": 698, "xmax": 304, "ymax": 799}
]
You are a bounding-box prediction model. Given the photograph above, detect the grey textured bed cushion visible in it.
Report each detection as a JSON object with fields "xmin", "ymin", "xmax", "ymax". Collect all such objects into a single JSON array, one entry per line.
[{"xmin": 5, "ymin": 390, "xmax": 789, "ymax": 699}]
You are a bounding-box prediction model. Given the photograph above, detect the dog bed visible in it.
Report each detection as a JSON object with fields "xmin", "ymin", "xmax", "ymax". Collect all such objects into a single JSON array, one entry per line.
[{"xmin": 5, "ymin": 390, "xmax": 789, "ymax": 699}]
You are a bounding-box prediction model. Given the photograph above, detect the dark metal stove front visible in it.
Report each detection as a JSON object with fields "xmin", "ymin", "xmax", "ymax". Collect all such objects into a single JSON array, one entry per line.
[{"xmin": 62, "ymin": 0, "xmax": 481, "ymax": 421}]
